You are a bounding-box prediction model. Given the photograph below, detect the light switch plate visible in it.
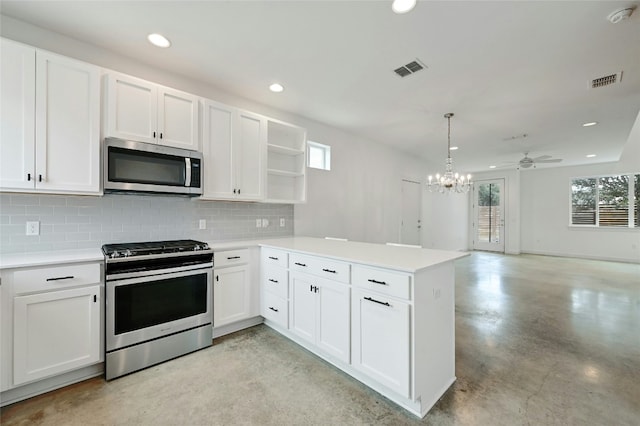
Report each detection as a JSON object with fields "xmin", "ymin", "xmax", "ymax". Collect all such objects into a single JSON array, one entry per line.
[
  {"xmin": 262, "ymin": 218, "xmax": 269, "ymax": 228},
  {"xmin": 256, "ymin": 219, "xmax": 262, "ymax": 228},
  {"xmin": 280, "ymin": 218, "xmax": 285, "ymax": 227},
  {"xmin": 199, "ymin": 219, "xmax": 206, "ymax": 230}
]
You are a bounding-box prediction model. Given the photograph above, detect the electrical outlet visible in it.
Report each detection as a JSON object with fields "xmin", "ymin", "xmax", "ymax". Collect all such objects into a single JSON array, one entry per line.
[
  {"xmin": 262, "ymin": 218, "xmax": 269, "ymax": 228},
  {"xmin": 199, "ymin": 219, "xmax": 206, "ymax": 230},
  {"xmin": 26, "ymin": 221, "xmax": 40, "ymax": 236},
  {"xmin": 280, "ymin": 218, "xmax": 285, "ymax": 227},
  {"xmin": 256, "ymin": 219, "xmax": 262, "ymax": 228}
]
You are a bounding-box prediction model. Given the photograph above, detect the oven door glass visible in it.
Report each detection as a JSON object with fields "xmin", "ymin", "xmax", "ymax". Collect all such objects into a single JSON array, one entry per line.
[
  {"xmin": 108, "ymin": 146, "xmax": 186, "ymax": 187},
  {"xmin": 107, "ymin": 268, "xmax": 212, "ymax": 351}
]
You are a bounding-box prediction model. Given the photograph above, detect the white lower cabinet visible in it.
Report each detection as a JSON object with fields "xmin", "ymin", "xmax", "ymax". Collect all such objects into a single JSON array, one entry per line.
[
  {"xmin": 289, "ymin": 271, "xmax": 350, "ymax": 363},
  {"xmin": 214, "ymin": 264, "xmax": 250, "ymax": 328},
  {"xmin": 259, "ymin": 241, "xmax": 460, "ymax": 418},
  {"xmin": 13, "ymin": 285, "xmax": 101, "ymax": 386},
  {"xmin": 1, "ymin": 261, "xmax": 104, "ymax": 396},
  {"xmin": 351, "ymin": 288, "xmax": 410, "ymax": 398}
]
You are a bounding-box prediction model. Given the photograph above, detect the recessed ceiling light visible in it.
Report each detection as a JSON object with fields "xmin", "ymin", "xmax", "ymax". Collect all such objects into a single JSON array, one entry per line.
[
  {"xmin": 489, "ymin": 165, "xmax": 497, "ymax": 169},
  {"xmin": 450, "ymin": 146, "xmax": 459, "ymax": 151},
  {"xmin": 147, "ymin": 33, "xmax": 171, "ymax": 48},
  {"xmin": 582, "ymin": 121, "xmax": 598, "ymax": 127},
  {"xmin": 586, "ymin": 154, "xmax": 597, "ymax": 158},
  {"xmin": 269, "ymin": 83, "xmax": 284, "ymax": 93},
  {"xmin": 392, "ymin": 0, "xmax": 416, "ymax": 14}
]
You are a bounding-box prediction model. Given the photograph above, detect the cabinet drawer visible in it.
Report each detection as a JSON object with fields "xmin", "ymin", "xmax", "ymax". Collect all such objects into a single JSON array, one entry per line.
[
  {"xmin": 262, "ymin": 266, "xmax": 288, "ymax": 299},
  {"xmin": 289, "ymin": 253, "xmax": 350, "ymax": 284},
  {"xmin": 261, "ymin": 248, "xmax": 288, "ymax": 268},
  {"xmin": 215, "ymin": 249, "xmax": 249, "ymax": 268},
  {"xmin": 13, "ymin": 263, "xmax": 102, "ymax": 295},
  {"xmin": 262, "ymin": 291, "xmax": 288, "ymax": 328},
  {"xmin": 352, "ymin": 265, "xmax": 411, "ymax": 300}
]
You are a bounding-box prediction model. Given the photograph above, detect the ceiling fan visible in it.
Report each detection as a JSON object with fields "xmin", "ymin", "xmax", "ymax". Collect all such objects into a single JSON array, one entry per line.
[{"xmin": 501, "ymin": 152, "xmax": 563, "ymax": 169}]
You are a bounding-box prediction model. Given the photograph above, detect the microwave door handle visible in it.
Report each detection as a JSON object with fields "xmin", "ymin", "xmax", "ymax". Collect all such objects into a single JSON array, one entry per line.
[{"xmin": 185, "ymin": 158, "xmax": 191, "ymax": 187}]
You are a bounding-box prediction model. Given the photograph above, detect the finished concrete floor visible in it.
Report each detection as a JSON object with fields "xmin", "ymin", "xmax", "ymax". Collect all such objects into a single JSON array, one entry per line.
[{"xmin": 2, "ymin": 252, "xmax": 639, "ymax": 425}]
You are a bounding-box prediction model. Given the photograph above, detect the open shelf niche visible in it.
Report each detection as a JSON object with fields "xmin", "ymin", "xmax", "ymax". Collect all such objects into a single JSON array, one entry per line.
[{"xmin": 266, "ymin": 119, "xmax": 307, "ymax": 203}]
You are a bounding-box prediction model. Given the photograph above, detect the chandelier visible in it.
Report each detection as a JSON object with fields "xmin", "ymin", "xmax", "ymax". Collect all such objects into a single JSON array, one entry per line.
[{"xmin": 427, "ymin": 113, "xmax": 472, "ymax": 193}]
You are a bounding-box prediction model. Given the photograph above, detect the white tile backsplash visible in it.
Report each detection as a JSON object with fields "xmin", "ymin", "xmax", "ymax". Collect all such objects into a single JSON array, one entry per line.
[{"xmin": 0, "ymin": 193, "xmax": 294, "ymax": 254}]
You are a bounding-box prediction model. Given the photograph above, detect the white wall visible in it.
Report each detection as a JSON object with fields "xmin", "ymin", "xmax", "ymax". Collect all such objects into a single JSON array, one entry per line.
[
  {"xmin": 521, "ymin": 162, "xmax": 639, "ymax": 263},
  {"xmin": 294, "ymin": 127, "xmax": 426, "ymax": 243},
  {"xmin": 421, "ymin": 189, "xmax": 470, "ymax": 251}
]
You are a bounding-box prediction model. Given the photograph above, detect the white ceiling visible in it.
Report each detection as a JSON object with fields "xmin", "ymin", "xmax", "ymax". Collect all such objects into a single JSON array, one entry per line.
[{"xmin": 2, "ymin": 0, "xmax": 640, "ymax": 172}]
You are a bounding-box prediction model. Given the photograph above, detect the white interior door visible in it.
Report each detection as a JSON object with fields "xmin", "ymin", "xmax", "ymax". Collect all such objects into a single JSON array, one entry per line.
[
  {"xmin": 400, "ymin": 179, "xmax": 421, "ymax": 245},
  {"xmin": 473, "ymin": 179, "xmax": 505, "ymax": 252}
]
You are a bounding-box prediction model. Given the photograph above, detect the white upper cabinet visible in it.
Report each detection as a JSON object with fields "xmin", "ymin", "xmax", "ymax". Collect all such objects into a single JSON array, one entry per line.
[
  {"xmin": 0, "ymin": 38, "xmax": 101, "ymax": 194},
  {"xmin": 201, "ymin": 99, "xmax": 266, "ymax": 201},
  {"xmin": 105, "ymin": 72, "xmax": 199, "ymax": 151},
  {"xmin": 0, "ymin": 39, "xmax": 35, "ymax": 190}
]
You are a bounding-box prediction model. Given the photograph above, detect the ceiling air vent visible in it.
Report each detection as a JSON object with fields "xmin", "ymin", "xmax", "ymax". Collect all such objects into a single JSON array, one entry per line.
[
  {"xmin": 591, "ymin": 71, "xmax": 622, "ymax": 88},
  {"xmin": 394, "ymin": 59, "xmax": 426, "ymax": 77}
]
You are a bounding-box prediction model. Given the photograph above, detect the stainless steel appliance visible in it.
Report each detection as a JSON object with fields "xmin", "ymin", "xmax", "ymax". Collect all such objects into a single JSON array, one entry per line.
[
  {"xmin": 102, "ymin": 240, "xmax": 213, "ymax": 380},
  {"xmin": 104, "ymin": 138, "xmax": 202, "ymax": 196}
]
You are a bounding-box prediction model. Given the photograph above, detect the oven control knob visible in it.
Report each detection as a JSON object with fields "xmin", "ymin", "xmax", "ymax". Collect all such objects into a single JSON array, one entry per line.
[
  {"xmin": 110, "ymin": 251, "xmax": 120, "ymax": 258},
  {"xmin": 124, "ymin": 249, "xmax": 132, "ymax": 257},
  {"xmin": 202, "ymin": 243, "xmax": 209, "ymax": 250},
  {"xmin": 194, "ymin": 245, "xmax": 201, "ymax": 251}
]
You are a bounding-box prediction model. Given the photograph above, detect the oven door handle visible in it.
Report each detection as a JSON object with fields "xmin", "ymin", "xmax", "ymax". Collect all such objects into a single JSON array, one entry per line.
[{"xmin": 106, "ymin": 263, "xmax": 213, "ymax": 284}]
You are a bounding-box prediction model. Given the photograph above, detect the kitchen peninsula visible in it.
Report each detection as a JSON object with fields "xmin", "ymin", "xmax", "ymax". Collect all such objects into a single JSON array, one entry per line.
[{"xmin": 258, "ymin": 237, "xmax": 468, "ymax": 418}]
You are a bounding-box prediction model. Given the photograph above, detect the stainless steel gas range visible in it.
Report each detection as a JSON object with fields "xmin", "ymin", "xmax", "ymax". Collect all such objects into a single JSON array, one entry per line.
[{"xmin": 102, "ymin": 240, "xmax": 213, "ymax": 380}]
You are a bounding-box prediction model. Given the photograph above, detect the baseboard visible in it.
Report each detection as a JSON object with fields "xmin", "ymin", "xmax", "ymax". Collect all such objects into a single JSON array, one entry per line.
[
  {"xmin": 1, "ymin": 364, "xmax": 103, "ymax": 407},
  {"xmin": 521, "ymin": 249, "xmax": 640, "ymax": 264},
  {"xmin": 213, "ymin": 316, "xmax": 264, "ymax": 338}
]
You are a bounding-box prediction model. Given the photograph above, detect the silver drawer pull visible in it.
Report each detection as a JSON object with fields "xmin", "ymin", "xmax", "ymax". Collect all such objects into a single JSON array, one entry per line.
[
  {"xmin": 322, "ymin": 268, "xmax": 336, "ymax": 274},
  {"xmin": 227, "ymin": 256, "xmax": 241, "ymax": 260},
  {"xmin": 268, "ymin": 256, "xmax": 279, "ymax": 260},
  {"xmin": 268, "ymin": 279, "xmax": 279, "ymax": 283},
  {"xmin": 364, "ymin": 296, "xmax": 391, "ymax": 307},
  {"xmin": 368, "ymin": 279, "xmax": 387, "ymax": 286},
  {"xmin": 268, "ymin": 307, "xmax": 279, "ymax": 312},
  {"xmin": 46, "ymin": 276, "xmax": 74, "ymax": 282},
  {"xmin": 294, "ymin": 262, "xmax": 307, "ymax": 267}
]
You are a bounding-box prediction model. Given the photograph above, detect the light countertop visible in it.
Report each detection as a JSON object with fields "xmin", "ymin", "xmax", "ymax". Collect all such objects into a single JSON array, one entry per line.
[
  {"xmin": 0, "ymin": 237, "xmax": 468, "ymax": 272},
  {"xmin": 0, "ymin": 248, "xmax": 105, "ymax": 270},
  {"xmin": 259, "ymin": 237, "xmax": 469, "ymax": 273}
]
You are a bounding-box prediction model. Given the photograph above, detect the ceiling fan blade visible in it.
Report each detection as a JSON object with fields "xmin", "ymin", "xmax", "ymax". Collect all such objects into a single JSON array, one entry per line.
[
  {"xmin": 532, "ymin": 155, "xmax": 551, "ymax": 161},
  {"xmin": 535, "ymin": 158, "xmax": 562, "ymax": 163}
]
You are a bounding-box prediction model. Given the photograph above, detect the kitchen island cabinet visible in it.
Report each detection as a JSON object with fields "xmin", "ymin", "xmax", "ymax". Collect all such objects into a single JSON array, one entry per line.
[{"xmin": 258, "ymin": 237, "xmax": 468, "ymax": 418}]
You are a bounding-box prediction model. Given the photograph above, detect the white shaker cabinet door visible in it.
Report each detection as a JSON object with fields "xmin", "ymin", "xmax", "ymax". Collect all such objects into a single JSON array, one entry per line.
[
  {"xmin": 0, "ymin": 38, "xmax": 35, "ymax": 190},
  {"xmin": 106, "ymin": 73, "xmax": 158, "ymax": 144},
  {"xmin": 35, "ymin": 52, "xmax": 101, "ymax": 193},
  {"xmin": 234, "ymin": 110, "xmax": 265, "ymax": 201},
  {"xmin": 157, "ymin": 88, "xmax": 199, "ymax": 151},
  {"xmin": 289, "ymin": 272, "xmax": 317, "ymax": 345},
  {"xmin": 202, "ymin": 100, "xmax": 235, "ymax": 198},
  {"xmin": 13, "ymin": 285, "xmax": 101, "ymax": 386},
  {"xmin": 213, "ymin": 264, "xmax": 251, "ymax": 328},
  {"xmin": 352, "ymin": 289, "xmax": 411, "ymax": 398},
  {"xmin": 317, "ymin": 278, "xmax": 350, "ymax": 363}
]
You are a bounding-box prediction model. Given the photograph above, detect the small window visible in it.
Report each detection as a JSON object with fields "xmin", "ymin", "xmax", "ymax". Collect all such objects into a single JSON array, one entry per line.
[{"xmin": 307, "ymin": 141, "xmax": 331, "ymax": 171}]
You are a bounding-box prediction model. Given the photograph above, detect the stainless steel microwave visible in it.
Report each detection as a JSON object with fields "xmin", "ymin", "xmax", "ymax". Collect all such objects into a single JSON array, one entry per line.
[{"xmin": 104, "ymin": 138, "xmax": 202, "ymax": 196}]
